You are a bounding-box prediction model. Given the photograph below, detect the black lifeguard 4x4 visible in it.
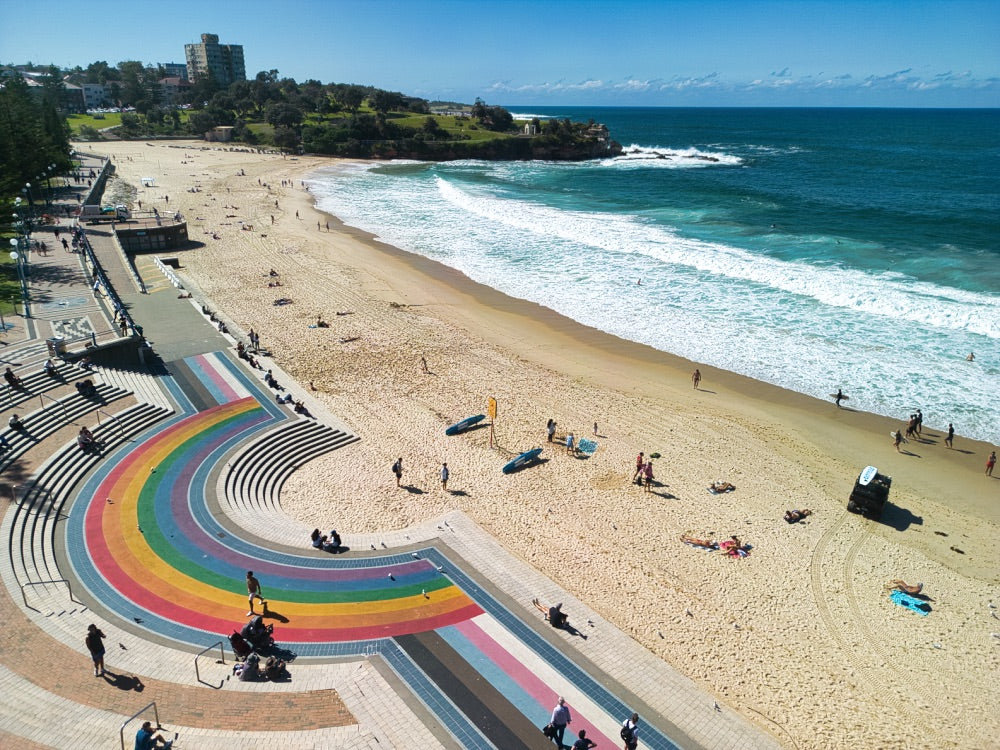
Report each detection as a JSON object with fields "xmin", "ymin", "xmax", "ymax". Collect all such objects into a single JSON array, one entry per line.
[{"xmin": 847, "ymin": 465, "xmax": 891, "ymax": 519}]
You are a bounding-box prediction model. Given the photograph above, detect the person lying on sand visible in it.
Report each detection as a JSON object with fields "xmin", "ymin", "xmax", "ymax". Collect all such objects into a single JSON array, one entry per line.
[
  {"xmin": 708, "ymin": 481, "xmax": 735, "ymax": 493},
  {"xmin": 680, "ymin": 533, "xmax": 719, "ymax": 549},
  {"xmin": 886, "ymin": 580, "xmax": 923, "ymax": 596},
  {"xmin": 532, "ymin": 598, "xmax": 569, "ymax": 629},
  {"xmin": 718, "ymin": 535, "xmax": 751, "ymax": 558},
  {"xmin": 784, "ymin": 509, "xmax": 813, "ymax": 523}
]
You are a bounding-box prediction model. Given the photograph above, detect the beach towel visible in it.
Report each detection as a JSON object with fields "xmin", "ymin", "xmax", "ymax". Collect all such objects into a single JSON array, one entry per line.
[
  {"xmin": 707, "ymin": 486, "xmax": 736, "ymax": 495},
  {"xmin": 719, "ymin": 540, "xmax": 752, "ymax": 558},
  {"xmin": 889, "ymin": 589, "xmax": 931, "ymax": 616},
  {"xmin": 577, "ymin": 438, "xmax": 597, "ymax": 455}
]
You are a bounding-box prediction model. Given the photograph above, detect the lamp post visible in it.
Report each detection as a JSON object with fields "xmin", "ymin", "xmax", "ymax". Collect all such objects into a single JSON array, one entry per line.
[{"xmin": 24, "ymin": 182, "xmax": 33, "ymax": 207}]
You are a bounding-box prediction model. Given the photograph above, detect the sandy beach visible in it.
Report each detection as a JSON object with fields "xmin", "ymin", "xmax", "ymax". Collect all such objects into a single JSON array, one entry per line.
[{"xmin": 80, "ymin": 140, "xmax": 999, "ymax": 750}]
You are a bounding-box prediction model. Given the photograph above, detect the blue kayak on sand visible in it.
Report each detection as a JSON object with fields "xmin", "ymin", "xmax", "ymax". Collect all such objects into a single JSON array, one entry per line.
[
  {"xmin": 445, "ymin": 414, "xmax": 486, "ymax": 436},
  {"xmin": 502, "ymin": 448, "xmax": 543, "ymax": 474}
]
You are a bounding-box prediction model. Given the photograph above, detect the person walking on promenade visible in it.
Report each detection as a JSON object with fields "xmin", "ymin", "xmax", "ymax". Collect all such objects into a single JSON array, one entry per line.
[
  {"xmin": 573, "ymin": 729, "xmax": 596, "ymax": 749},
  {"xmin": 440, "ymin": 462, "xmax": 449, "ymax": 491},
  {"xmin": 945, "ymin": 423, "xmax": 954, "ymax": 449},
  {"xmin": 85, "ymin": 623, "xmax": 106, "ymax": 676},
  {"xmin": 692, "ymin": 368, "xmax": 701, "ymax": 390},
  {"xmin": 549, "ymin": 697, "xmax": 572, "ymax": 748},
  {"xmin": 633, "ymin": 452, "xmax": 644, "ymax": 484},
  {"xmin": 620, "ymin": 712, "xmax": 640, "ymax": 750},
  {"xmin": 988, "ymin": 451, "xmax": 996, "ymax": 476},
  {"xmin": 392, "ymin": 457, "xmax": 403, "ymax": 487},
  {"xmin": 246, "ymin": 571, "xmax": 266, "ymax": 616}
]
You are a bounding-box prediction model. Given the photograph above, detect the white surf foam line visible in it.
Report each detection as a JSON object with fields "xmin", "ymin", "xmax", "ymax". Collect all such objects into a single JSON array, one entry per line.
[
  {"xmin": 600, "ymin": 143, "xmax": 744, "ymax": 168},
  {"xmin": 435, "ymin": 177, "xmax": 1000, "ymax": 339}
]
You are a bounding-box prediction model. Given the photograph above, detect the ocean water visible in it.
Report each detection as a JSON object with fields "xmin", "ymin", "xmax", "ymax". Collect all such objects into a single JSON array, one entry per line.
[{"xmin": 308, "ymin": 108, "xmax": 1000, "ymax": 444}]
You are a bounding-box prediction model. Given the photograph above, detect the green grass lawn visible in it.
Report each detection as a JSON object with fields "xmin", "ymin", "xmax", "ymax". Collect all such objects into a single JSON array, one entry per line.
[{"xmin": 66, "ymin": 112, "xmax": 123, "ymax": 133}]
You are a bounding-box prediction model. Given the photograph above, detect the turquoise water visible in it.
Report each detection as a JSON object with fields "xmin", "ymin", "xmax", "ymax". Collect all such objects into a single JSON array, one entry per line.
[{"xmin": 309, "ymin": 108, "xmax": 1000, "ymax": 443}]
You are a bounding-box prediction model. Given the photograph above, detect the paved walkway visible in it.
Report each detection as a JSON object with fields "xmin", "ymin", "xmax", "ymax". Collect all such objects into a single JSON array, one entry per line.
[{"xmin": 0, "ymin": 153, "xmax": 783, "ymax": 749}]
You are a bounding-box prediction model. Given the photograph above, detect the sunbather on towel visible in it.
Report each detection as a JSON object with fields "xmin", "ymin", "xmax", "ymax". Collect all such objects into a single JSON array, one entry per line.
[
  {"xmin": 708, "ymin": 481, "xmax": 735, "ymax": 494},
  {"xmin": 680, "ymin": 533, "xmax": 719, "ymax": 549},
  {"xmin": 719, "ymin": 535, "xmax": 751, "ymax": 558},
  {"xmin": 886, "ymin": 580, "xmax": 923, "ymax": 596},
  {"xmin": 784, "ymin": 509, "xmax": 813, "ymax": 523}
]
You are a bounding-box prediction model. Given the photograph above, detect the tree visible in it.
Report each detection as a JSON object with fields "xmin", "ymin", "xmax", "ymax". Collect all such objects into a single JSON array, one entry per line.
[
  {"xmin": 265, "ymin": 102, "xmax": 304, "ymax": 129},
  {"xmin": 369, "ymin": 89, "xmax": 404, "ymax": 116},
  {"xmin": 272, "ymin": 125, "xmax": 300, "ymax": 152}
]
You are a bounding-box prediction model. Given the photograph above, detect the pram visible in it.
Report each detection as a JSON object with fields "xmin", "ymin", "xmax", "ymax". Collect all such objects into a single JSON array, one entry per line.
[
  {"xmin": 228, "ymin": 630, "xmax": 253, "ymax": 660},
  {"xmin": 241, "ymin": 615, "xmax": 275, "ymax": 652}
]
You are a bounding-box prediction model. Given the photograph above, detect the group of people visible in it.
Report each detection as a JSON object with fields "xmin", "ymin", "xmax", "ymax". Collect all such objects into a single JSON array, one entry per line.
[
  {"xmin": 390, "ymin": 457, "xmax": 451, "ymax": 491},
  {"xmin": 632, "ymin": 452, "xmax": 656, "ymax": 491},
  {"xmin": 310, "ymin": 528, "xmax": 342, "ymax": 552},
  {"xmin": 542, "ymin": 694, "xmax": 640, "ymax": 750}
]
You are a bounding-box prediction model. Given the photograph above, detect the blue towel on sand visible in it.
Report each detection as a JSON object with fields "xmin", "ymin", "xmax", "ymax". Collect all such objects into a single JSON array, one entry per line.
[
  {"xmin": 577, "ymin": 438, "xmax": 597, "ymax": 455},
  {"xmin": 889, "ymin": 589, "xmax": 931, "ymax": 616}
]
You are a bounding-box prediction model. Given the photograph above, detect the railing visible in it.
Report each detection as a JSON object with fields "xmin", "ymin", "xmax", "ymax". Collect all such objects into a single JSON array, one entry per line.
[
  {"xmin": 194, "ymin": 641, "xmax": 226, "ymax": 688},
  {"xmin": 20, "ymin": 579, "xmax": 82, "ymax": 613},
  {"xmin": 38, "ymin": 392, "xmax": 70, "ymax": 423},
  {"xmin": 95, "ymin": 409, "xmax": 125, "ymax": 440},
  {"xmin": 119, "ymin": 701, "xmax": 160, "ymax": 750}
]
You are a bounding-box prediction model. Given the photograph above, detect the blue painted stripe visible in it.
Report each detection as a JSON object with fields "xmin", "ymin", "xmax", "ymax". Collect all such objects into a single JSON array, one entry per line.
[{"xmin": 437, "ymin": 624, "xmax": 548, "ymax": 728}]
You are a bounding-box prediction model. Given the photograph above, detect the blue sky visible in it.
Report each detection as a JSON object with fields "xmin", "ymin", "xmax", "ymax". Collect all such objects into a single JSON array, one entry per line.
[{"xmin": 2, "ymin": 0, "xmax": 997, "ymax": 107}]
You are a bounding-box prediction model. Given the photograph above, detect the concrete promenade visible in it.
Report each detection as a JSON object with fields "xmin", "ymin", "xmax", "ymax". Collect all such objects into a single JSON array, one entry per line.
[{"xmin": 0, "ymin": 153, "xmax": 784, "ymax": 749}]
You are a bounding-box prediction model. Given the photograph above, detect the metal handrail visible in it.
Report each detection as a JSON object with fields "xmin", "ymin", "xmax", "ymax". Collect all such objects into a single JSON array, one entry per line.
[
  {"xmin": 95, "ymin": 409, "xmax": 125, "ymax": 440},
  {"xmin": 37, "ymin": 391, "xmax": 70, "ymax": 423},
  {"xmin": 194, "ymin": 640, "xmax": 226, "ymax": 688},
  {"xmin": 20, "ymin": 578, "xmax": 81, "ymax": 613},
  {"xmin": 119, "ymin": 701, "xmax": 160, "ymax": 750}
]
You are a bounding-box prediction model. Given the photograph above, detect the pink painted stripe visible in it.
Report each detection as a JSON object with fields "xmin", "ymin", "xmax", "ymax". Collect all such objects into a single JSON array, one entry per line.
[
  {"xmin": 454, "ymin": 619, "xmax": 615, "ymax": 747},
  {"xmin": 192, "ymin": 353, "xmax": 242, "ymax": 403}
]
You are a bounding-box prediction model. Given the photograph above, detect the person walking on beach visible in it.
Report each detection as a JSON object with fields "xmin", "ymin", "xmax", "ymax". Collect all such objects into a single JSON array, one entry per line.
[
  {"xmin": 246, "ymin": 571, "xmax": 266, "ymax": 616},
  {"xmin": 593, "ymin": 421, "xmax": 598, "ymax": 436},
  {"xmin": 440, "ymin": 462, "xmax": 449, "ymax": 491},
  {"xmin": 549, "ymin": 697, "xmax": 572, "ymax": 748},
  {"xmin": 547, "ymin": 419, "xmax": 556, "ymax": 443},
  {"xmin": 392, "ymin": 457, "xmax": 403, "ymax": 486},
  {"xmin": 85, "ymin": 623, "xmax": 106, "ymax": 677},
  {"xmin": 566, "ymin": 432, "xmax": 575, "ymax": 454},
  {"xmin": 643, "ymin": 460, "xmax": 654, "ymax": 492},
  {"xmin": 893, "ymin": 430, "xmax": 904, "ymax": 452},
  {"xmin": 945, "ymin": 423, "xmax": 954, "ymax": 449},
  {"xmin": 988, "ymin": 451, "xmax": 996, "ymax": 476},
  {"xmin": 692, "ymin": 368, "xmax": 701, "ymax": 390},
  {"xmin": 633, "ymin": 452, "xmax": 645, "ymax": 484},
  {"xmin": 834, "ymin": 388, "xmax": 845, "ymax": 407}
]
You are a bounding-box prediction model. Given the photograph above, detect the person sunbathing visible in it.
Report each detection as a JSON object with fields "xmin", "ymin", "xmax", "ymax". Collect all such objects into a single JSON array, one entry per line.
[
  {"xmin": 532, "ymin": 598, "xmax": 569, "ymax": 629},
  {"xmin": 708, "ymin": 481, "xmax": 735, "ymax": 493},
  {"xmin": 886, "ymin": 580, "xmax": 923, "ymax": 596},
  {"xmin": 784, "ymin": 509, "xmax": 813, "ymax": 523},
  {"xmin": 680, "ymin": 533, "xmax": 718, "ymax": 549}
]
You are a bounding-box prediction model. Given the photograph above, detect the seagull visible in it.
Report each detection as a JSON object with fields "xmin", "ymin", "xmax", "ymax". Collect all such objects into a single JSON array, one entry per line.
[
  {"xmin": 422, "ymin": 589, "xmax": 428, "ymax": 598},
  {"xmin": 370, "ymin": 544, "xmax": 376, "ymax": 550},
  {"xmin": 714, "ymin": 701, "xmax": 721, "ymax": 712},
  {"xmin": 436, "ymin": 565, "xmax": 444, "ymax": 572},
  {"xmin": 119, "ymin": 643, "xmax": 128, "ymax": 650},
  {"xmin": 411, "ymin": 553, "xmax": 419, "ymax": 559},
  {"xmin": 685, "ymin": 609, "xmax": 693, "ymax": 617},
  {"xmin": 387, "ymin": 574, "xmax": 395, "ymax": 581},
  {"xmin": 381, "ymin": 542, "xmax": 387, "ymax": 548}
]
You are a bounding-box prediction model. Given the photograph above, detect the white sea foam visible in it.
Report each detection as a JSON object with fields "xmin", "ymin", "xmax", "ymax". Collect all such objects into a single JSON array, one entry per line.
[
  {"xmin": 434, "ymin": 177, "xmax": 1000, "ymax": 339},
  {"xmin": 600, "ymin": 144, "xmax": 744, "ymax": 168}
]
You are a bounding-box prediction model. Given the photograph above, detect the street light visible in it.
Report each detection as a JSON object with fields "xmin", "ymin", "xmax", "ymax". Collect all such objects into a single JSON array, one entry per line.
[
  {"xmin": 24, "ymin": 182, "xmax": 33, "ymax": 207},
  {"xmin": 9, "ymin": 244, "xmax": 26, "ymax": 318}
]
